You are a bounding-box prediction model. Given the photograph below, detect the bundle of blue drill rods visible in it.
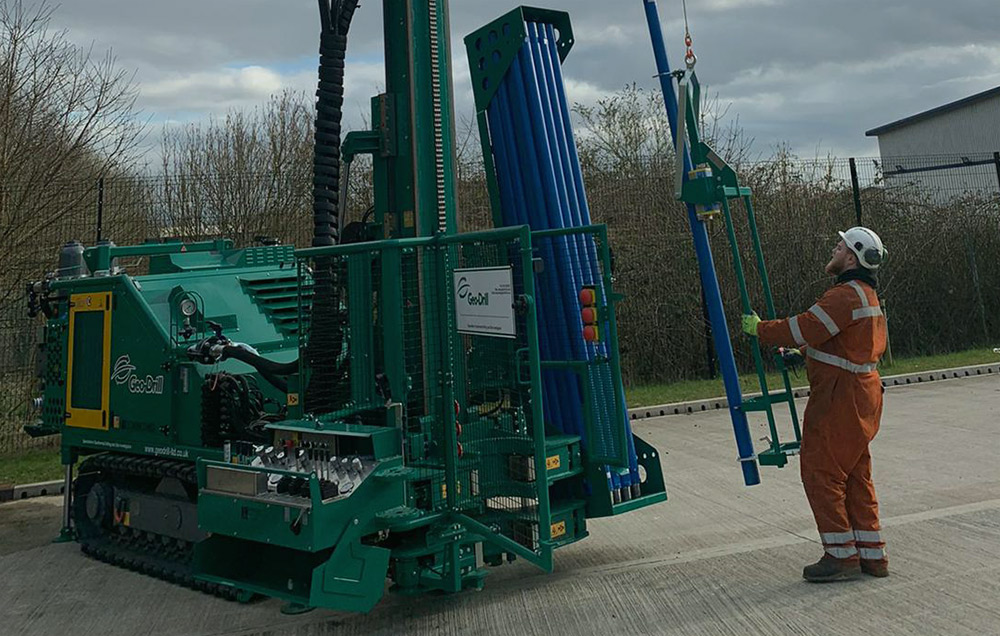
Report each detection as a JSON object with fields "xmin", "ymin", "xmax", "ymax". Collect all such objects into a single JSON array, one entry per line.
[{"xmin": 485, "ymin": 21, "xmax": 641, "ymax": 502}]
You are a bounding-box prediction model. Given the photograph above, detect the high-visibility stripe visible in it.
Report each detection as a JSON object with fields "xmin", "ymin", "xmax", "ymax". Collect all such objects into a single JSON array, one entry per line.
[
  {"xmin": 853, "ymin": 306, "xmax": 883, "ymax": 320},
  {"xmin": 825, "ymin": 546, "xmax": 858, "ymax": 559},
  {"xmin": 789, "ymin": 315, "xmax": 806, "ymax": 346},
  {"xmin": 821, "ymin": 530, "xmax": 856, "ymax": 545},
  {"xmin": 859, "ymin": 547, "xmax": 887, "ymax": 560},
  {"xmin": 809, "ymin": 304, "xmax": 840, "ymax": 336},
  {"xmin": 854, "ymin": 529, "xmax": 883, "ymax": 543},
  {"xmin": 807, "ymin": 348, "xmax": 878, "ymax": 374},
  {"xmin": 846, "ymin": 280, "xmax": 868, "ymax": 307}
]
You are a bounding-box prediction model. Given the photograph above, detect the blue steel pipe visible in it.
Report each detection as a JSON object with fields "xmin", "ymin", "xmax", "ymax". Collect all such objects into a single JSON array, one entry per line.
[
  {"xmin": 492, "ymin": 84, "xmax": 582, "ymax": 441},
  {"xmin": 520, "ymin": 29, "xmax": 606, "ymax": 446},
  {"xmin": 506, "ymin": 42, "xmax": 623, "ymax": 493},
  {"xmin": 488, "ymin": 89, "xmax": 562, "ymax": 436},
  {"xmin": 527, "ymin": 24, "xmax": 638, "ymax": 492},
  {"xmin": 641, "ymin": 0, "xmax": 761, "ymax": 486},
  {"xmin": 537, "ymin": 23, "xmax": 641, "ymax": 489},
  {"xmin": 494, "ymin": 75, "xmax": 588, "ymax": 442},
  {"xmin": 524, "ymin": 28, "xmax": 625, "ymax": 493},
  {"xmin": 485, "ymin": 29, "xmax": 640, "ymax": 496}
]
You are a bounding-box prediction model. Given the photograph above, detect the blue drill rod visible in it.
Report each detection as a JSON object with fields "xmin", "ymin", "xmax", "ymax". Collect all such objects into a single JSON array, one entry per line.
[{"xmin": 641, "ymin": 0, "xmax": 761, "ymax": 486}]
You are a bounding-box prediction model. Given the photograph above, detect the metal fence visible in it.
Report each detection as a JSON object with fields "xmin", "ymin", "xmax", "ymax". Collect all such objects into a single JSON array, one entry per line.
[{"xmin": 2, "ymin": 152, "xmax": 999, "ymax": 454}]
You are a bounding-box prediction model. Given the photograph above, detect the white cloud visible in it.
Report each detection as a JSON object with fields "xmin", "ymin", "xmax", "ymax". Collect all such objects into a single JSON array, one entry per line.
[
  {"xmin": 563, "ymin": 78, "xmax": 606, "ymax": 108},
  {"xmin": 44, "ymin": 0, "xmax": 1000, "ymax": 160},
  {"xmin": 700, "ymin": 0, "xmax": 784, "ymax": 9},
  {"xmin": 142, "ymin": 66, "xmax": 286, "ymax": 111}
]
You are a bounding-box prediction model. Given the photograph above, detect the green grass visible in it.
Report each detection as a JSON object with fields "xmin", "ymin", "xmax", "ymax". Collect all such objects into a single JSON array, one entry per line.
[
  {"xmin": 0, "ymin": 447, "xmax": 63, "ymax": 486},
  {"xmin": 1, "ymin": 349, "xmax": 996, "ymax": 486},
  {"xmin": 625, "ymin": 347, "xmax": 1000, "ymax": 408}
]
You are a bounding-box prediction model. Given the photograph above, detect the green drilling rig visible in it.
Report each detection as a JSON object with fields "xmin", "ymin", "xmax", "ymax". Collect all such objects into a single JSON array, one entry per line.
[{"xmin": 24, "ymin": 1, "xmax": 666, "ymax": 614}]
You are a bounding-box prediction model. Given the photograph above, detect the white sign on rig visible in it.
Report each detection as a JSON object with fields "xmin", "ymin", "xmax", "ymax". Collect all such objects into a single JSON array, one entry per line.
[{"xmin": 453, "ymin": 266, "xmax": 516, "ymax": 338}]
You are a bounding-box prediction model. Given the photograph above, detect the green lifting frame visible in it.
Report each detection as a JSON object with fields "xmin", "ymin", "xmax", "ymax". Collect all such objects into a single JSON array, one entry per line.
[{"xmin": 676, "ymin": 69, "xmax": 802, "ymax": 467}]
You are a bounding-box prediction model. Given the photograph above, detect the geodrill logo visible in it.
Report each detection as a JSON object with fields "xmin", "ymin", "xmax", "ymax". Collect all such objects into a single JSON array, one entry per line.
[
  {"xmin": 111, "ymin": 355, "xmax": 136, "ymax": 384},
  {"xmin": 112, "ymin": 354, "xmax": 165, "ymax": 395},
  {"xmin": 457, "ymin": 276, "xmax": 489, "ymax": 306}
]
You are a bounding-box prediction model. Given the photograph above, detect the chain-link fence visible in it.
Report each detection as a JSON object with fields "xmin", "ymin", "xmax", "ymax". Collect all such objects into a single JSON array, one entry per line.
[{"xmin": 3, "ymin": 152, "xmax": 999, "ymax": 455}]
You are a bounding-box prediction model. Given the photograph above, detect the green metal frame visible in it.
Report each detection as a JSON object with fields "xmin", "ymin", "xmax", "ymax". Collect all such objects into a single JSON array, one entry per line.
[
  {"xmin": 296, "ymin": 225, "xmax": 559, "ymax": 577},
  {"xmin": 677, "ymin": 70, "xmax": 802, "ymax": 466}
]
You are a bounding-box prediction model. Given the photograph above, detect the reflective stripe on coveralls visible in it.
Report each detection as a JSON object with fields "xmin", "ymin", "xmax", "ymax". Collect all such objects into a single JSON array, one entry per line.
[
  {"xmin": 826, "ymin": 545, "xmax": 858, "ymax": 559},
  {"xmin": 756, "ymin": 278, "xmax": 888, "ymax": 561},
  {"xmin": 859, "ymin": 547, "xmax": 887, "ymax": 560},
  {"xmin": 789, "ymin": 315, "xmax": 806, "ymax": 347},
  {"xmin": 806, "ymin": 348, "xmax": 878, "ymax": 374}
]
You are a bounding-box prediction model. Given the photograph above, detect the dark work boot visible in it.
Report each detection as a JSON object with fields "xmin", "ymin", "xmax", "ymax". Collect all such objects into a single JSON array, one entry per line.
[
  {"xmin": 860, "ymin": 559, "xmax": 889, "ymax": 577},
  {"xmin": 802, "ymin": 554, "xmax": 861, "ymax": 582}
]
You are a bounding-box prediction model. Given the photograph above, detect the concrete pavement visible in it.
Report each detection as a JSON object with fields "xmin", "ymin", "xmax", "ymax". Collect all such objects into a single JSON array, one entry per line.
[{"xmin": 1, "ymin": 374, "xmax": 998, "ymax": 636}]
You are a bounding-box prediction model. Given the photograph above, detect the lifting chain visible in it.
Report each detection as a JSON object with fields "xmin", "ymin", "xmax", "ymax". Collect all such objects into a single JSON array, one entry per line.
[{"xmin": 682, "ymin": 0, "xmax": 697, "ymax": 69}]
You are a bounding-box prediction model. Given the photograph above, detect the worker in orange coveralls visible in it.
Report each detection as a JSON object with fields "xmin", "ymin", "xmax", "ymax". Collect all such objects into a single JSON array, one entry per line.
[{"xmin": 742, "ymin": 227, "xmax": 889, "ymax": 582}]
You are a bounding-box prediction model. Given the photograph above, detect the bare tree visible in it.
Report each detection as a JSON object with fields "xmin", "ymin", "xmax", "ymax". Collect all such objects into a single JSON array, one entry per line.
[
  {"xmin": 0, "ymin": 1, "xmax": 143, "ymax": 300},
  {"xmin": 573, "ymin": 83, "xmax": 675, "ymax": 175},
  {"xmin": 573, "ymin": 82, "xmax": 754, "ymax": 174},
  {"xmin": 157, "ymin": 90, "xmax": 315, "ymax": 246}
]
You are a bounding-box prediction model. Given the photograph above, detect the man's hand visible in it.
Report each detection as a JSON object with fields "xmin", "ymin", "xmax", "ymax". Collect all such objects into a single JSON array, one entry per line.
[
  {"xmin": 778, "ymin": 347, "xmax": 804, "ymax": 368},
  {"xmin": 741, "ymin": 312, "xmax": 761, "ymax": 336}
]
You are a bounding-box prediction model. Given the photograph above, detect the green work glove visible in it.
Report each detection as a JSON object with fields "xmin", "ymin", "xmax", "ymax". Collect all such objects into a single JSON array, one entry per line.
[{"xmin": 741, "ymin": 312, "xmax": 760, "ymax": 336}]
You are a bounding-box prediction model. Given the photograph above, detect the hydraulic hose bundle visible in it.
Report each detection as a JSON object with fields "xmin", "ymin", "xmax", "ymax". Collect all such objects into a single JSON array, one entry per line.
[
  {"xmin": 307, "ymin": 0, "xmax": 361, "ymax": 413},
  {"xmin": 474, "ymin": 17, "xmax": 641, "ymax": 501}
]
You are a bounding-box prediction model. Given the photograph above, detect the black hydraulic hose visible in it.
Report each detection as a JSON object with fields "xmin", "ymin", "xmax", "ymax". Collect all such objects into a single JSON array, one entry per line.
[
  {"xmin": 308, "ymin": 0, "xmax": 360, "ymax": 413},
  {"xmin": 220, "ymin": 346, "xmax": 293, "ymax": 393},
  {"xmin": 312, "ymin": 0, "xmax": 360, "ymax": 247},
  {"xmin": 221, "ymin": 345, "xmax": 298, "ymax": 376}
]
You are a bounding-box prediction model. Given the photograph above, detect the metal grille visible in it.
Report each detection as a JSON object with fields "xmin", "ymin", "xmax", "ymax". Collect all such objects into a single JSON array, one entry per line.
[
  {"xmin": 296, "ymin": 230, "xmax": 546, "ymax": 551},
  {"xmin": 301, "ymin": 256, "xmax": 349, "ymax": 414},
  {"xmin": 449, "ymin": 233, "xmax": 544, "ymax": 552}
]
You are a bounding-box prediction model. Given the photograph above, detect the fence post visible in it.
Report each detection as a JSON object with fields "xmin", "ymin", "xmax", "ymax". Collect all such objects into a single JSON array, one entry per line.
[
  {"xmin": 95, "ymin": 175, "xmax": 105, "ymax": 243},
  {"xmin": 849, "ymin": 157, "xmax": 863, "ymax": 226},
  {"xmin": 993, "ymin": 152, "xmax": 1000, "ymax": 195}
]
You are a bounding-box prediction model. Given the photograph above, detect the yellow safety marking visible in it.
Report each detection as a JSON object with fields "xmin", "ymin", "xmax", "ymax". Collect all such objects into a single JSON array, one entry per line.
[
  {"xmin": 546, "ymin": 455, "xmax": 561, "ymax": 471},
  {"xmin": 123, "ymin": 512, "xmax": 130, "ymax": 527},
  {"xmin": 551, "ymin": 521, "xmax": 566, "ymax": 539},
  {"xmin": 286, "ymin": 393, "xmax": 300, "ymax": 406},
  {"xmin": 65, "ymin": 292, "xmax": 112, "ymax": 430}
]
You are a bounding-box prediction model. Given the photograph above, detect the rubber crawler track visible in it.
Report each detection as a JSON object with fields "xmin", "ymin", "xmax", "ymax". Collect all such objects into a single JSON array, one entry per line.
[{"xmin": 74, "ymin": 453, "xmax": 250, "ymax": 602}]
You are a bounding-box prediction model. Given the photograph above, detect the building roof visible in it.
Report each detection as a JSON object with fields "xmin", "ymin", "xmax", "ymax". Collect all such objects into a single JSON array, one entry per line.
[{"xmin": 865, "ymin": 85, "xmax": 1000, "ymax": 137}]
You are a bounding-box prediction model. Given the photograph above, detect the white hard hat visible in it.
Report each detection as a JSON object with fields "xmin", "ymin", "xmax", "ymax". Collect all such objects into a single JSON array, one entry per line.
[{"xmin": 838, "ymin": 227, "xmax": 886, "ymax": 270}]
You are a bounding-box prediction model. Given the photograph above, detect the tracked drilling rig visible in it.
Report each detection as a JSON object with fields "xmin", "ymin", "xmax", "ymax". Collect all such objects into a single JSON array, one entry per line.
[{"xmin": 25, "ymin": 2, "xmax": 666, "ymax": 613}]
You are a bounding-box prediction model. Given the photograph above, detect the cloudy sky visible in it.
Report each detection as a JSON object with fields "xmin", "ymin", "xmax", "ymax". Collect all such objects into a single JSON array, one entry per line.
[{"xmin": 49, "ymin": 0, "xmax": 1000, "ymax": 162}]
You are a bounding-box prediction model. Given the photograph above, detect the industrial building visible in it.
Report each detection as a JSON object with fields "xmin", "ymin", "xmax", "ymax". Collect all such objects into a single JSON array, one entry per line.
[{"xmin": 866, "ymin": 86, "xmax": 1000, "ymax": 201}]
